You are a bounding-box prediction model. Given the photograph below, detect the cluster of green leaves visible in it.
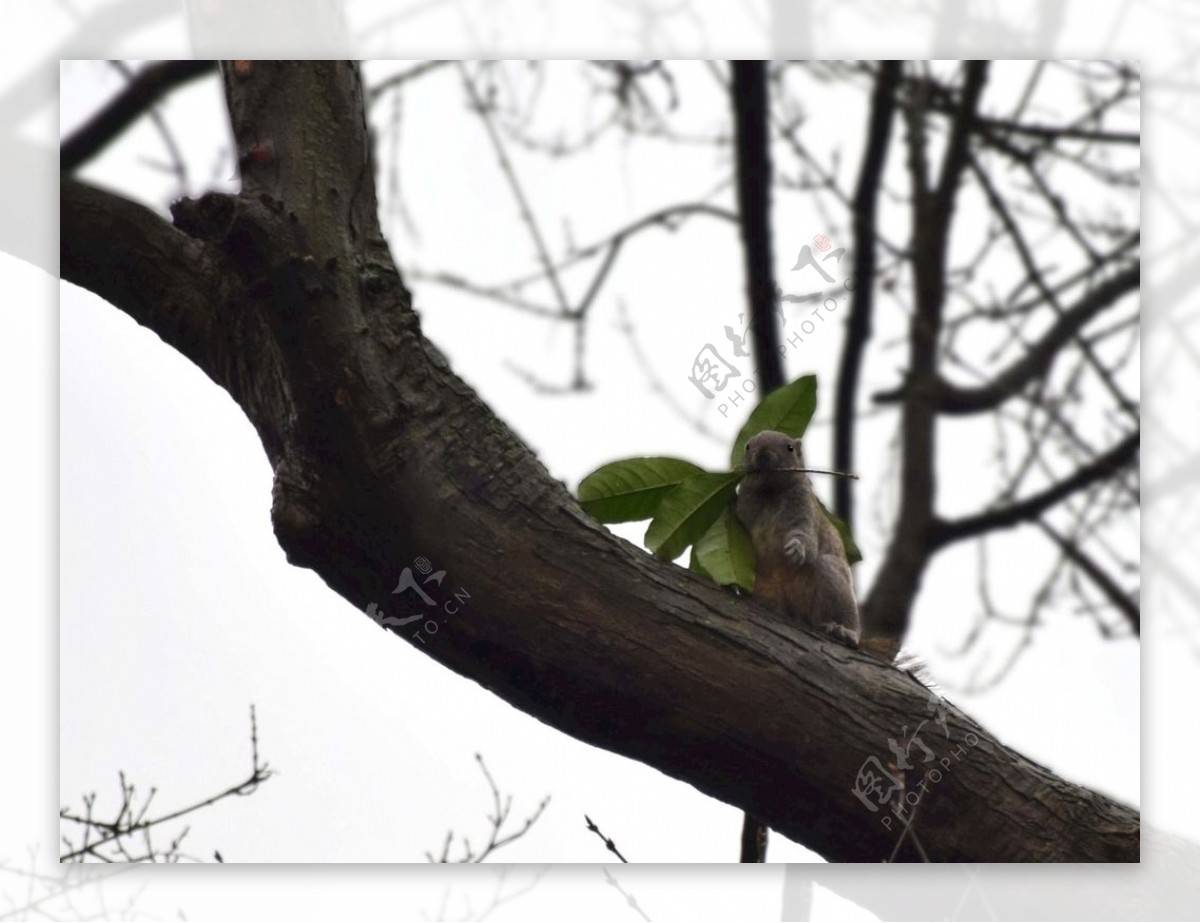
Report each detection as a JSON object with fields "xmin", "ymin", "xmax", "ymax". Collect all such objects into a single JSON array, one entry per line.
[{"xmin": 577, "ymin": 375, "xmax": 860, "ymax": 594}]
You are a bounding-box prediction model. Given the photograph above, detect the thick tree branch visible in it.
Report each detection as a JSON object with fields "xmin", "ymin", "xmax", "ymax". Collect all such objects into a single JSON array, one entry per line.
[
  {"xmin": 61, "ymin": 60, "xmax": 215, "ymax": 174},
  {"xmin": 931, "ymin": 431, "xmax": 1139, "ymax": 548},
  {"xmin": 60, "ymin": 178, "xmax": 231, "ymax": 377}
]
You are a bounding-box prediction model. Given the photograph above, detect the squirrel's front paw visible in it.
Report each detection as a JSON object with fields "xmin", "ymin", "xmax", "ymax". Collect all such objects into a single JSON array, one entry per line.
[{"xmin": 784, "ymin": 533, "xmax": 811, "ymax": 566}]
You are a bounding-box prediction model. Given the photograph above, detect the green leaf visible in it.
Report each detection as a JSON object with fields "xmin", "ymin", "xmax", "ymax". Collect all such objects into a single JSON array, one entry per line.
[
  {"xmin": 645, "ymin": 471, "xmax": 742, "ymax": 561},
  {"xmin": 693, "ymin": 506, "xmax": 756, "ymax": 591},
  {"xmin": 729, "ymin": 374, "xmax": 819, "ymax": 468},
  {"xmin": 814, "ymin": 495, "xmax": 863, "ymax": 565},
  {"xmin": 578, "ymin": 457, "xmax": 706, "ymax": 523},
  {"xmin": 688, "ymin": 544, "xmax": 715, "ymax": 581}
]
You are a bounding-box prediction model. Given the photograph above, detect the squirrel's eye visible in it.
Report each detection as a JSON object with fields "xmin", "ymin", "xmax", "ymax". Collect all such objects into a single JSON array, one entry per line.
[
  {"xmin": 745, "ymin": 442, "xmax": 750, "ymax": 452},
  {"xmin": 787, "ymin": 443, "xmax": 795, "ymax": 452}
]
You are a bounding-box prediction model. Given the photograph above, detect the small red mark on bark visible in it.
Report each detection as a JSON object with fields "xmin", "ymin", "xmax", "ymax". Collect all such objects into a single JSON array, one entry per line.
[
  {"xmin": 233, "ymin": 60, "xmax": 253, "ymax": 78},
  {"xmin": 248, "ymin": 142, "xmax": 271, "ymax": 164}
]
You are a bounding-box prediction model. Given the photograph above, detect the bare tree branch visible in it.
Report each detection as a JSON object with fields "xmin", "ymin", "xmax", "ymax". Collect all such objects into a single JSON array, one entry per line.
[
  {"xmin": 60, "ymin": 706, "xmax": 272, "ymax": 863},
  {"xmin": 878, "ymin": 265, "xmax": 1140, "ymax": 414},
  {"xmin": 966, "ymin": 152, "xmax": 1140, "ymax": 423},
  {"xmin": 584, "ymin": 815, "xmax": 628, "ymax": 863},
  {"xmin": 932, "ymin": 431, "xmax": 1139, "ymax": 547},
  {"xmin": 368, "ymin": 59, "xmax": 449, "ymax": 103},
  {"xmin": 61, "ymin": 60, "xmax": 215, "ymax": 173},
  {"xmin": 834, "ymin": 60, "xmax": 900, "ymax": 524},
  {"xmin": 426, "ymin": 754, "xmax": 550, "ymax": 863},
  {"xmin": 1041, "ymin": 521, "xmax": 1140, "ymax": 635},
  {"xmin": 860, "ymin": 62, "xmax": 988, "ymax": 656},
  {"xmin": 731, "ymin": 60, "xmax": 783, "ymax": 394}
]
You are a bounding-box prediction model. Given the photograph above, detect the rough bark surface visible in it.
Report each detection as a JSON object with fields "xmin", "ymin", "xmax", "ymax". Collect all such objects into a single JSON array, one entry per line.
[{"xmin": 60, "ymin": 61, "xmax": 1138, "ymax": 863}]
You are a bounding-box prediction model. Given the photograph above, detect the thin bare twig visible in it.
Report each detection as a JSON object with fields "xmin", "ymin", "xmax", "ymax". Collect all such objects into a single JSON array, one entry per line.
[
  {"xmin": 584, "ymin": 814, "xmax": 628, "ymax": 862},
  {"xmin": 60, "ymin": 705, "xmax": 272, "ymax": 863},
  {"xmin": 426, "ymin": 754, "xmax": 550, "ymax": 863}
]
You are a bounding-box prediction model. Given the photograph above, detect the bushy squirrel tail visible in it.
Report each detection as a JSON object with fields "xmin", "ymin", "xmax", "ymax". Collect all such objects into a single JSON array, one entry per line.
[{"xmin": 893, "ymin": 650, "xmax": 937, "ymax": 691}]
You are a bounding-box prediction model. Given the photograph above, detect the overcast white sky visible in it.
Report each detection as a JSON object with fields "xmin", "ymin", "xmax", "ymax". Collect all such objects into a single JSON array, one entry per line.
[{"xmin": 2, "ymin": 0, "xmax": 1199, "ymax": 920}]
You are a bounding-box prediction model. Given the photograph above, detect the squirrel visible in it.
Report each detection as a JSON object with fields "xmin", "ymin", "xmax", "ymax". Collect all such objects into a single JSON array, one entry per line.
[{"xmin": 734, "ymin": 430, "xmax": 861, "ymax": 647}]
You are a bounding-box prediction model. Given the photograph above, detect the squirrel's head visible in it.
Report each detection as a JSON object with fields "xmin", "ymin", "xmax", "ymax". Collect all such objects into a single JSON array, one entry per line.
[{"xmin": 742, "ymin": 430, "xmax": 806, "ymax": 475}]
